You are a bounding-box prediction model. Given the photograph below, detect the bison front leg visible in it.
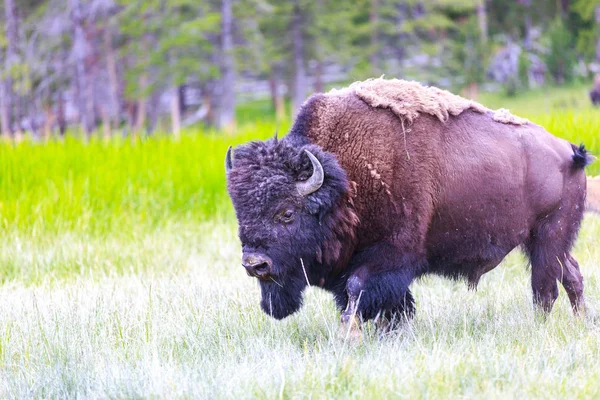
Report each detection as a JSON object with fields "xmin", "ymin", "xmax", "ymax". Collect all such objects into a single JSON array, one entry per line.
[
  {"xmin": 339, "ymin": 265, "xmax": 417, "ymax": 336},
  {"xmin": 338, "ymin": 281, "xmax": 363, "ymax": 341}
]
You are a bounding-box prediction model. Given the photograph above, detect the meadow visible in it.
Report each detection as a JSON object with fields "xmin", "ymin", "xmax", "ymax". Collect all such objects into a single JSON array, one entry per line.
[{"xmin": 0, "ymin": 86, "xmax": 599, "ymax": 398}]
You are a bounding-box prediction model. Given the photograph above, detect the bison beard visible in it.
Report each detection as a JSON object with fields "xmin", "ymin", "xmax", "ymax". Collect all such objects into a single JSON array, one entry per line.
[
  {"xmin": 226, "ymin": 79, "xmax": 593, "ymax": 330},
  {"xmin": 259, "ymin": 272, "xmax": 306, "ymax": 320},
  {"xmin": 256, "ymin": 242, "xmax": 313, "ymax": 320}
]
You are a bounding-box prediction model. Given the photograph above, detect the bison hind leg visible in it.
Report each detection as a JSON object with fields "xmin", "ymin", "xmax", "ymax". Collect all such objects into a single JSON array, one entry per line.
[
  {"xmin": 560, "ymin": 254, "xmax": 585, "ymax": 314},
  {"xmin": 524, "ymin": 207, "xmax": 585, "ymax": 314}
]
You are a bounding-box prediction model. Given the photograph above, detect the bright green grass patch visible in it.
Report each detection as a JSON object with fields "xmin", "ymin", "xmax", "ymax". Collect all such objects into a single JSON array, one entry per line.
[
  {"xmin": 0, "ymin": 122, "xmax": 288, "ymax": 235},
  {"xmin": 478, "ymin": 82, "xmax": 595, "ymax": 115},
  {"xmin": 0, "ymin": 108, "xmax": 597, "ymax": 238}
]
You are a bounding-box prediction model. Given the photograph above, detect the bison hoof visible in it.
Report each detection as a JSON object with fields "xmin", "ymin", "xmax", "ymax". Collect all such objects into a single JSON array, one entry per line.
[{"xmin": 338, "ymin": 314, "xmax": 362, "ymax": 342}]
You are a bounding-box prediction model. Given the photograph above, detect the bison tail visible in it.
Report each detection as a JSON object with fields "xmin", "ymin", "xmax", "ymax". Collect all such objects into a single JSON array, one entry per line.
[{"xmin": 571, "ymin": 144, "xmax": 594, "ymax": 169}]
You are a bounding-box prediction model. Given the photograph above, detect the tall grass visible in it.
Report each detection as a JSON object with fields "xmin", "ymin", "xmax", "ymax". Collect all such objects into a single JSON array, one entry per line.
[{"xmin": 0, "ymin": 122, "xmax": 289, "ymax": 236}]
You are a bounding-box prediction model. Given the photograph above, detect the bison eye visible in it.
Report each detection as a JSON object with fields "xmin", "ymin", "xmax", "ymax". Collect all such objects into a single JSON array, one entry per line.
[{"xmin": 278, "ymin": 209, "xmax": 295, "ymax": 224}]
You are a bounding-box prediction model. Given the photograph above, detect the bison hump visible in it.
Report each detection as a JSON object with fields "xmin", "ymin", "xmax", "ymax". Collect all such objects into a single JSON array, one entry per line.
[{"xmin": 327, "ymin": 77, "xmax": 527, "ymax": 126}]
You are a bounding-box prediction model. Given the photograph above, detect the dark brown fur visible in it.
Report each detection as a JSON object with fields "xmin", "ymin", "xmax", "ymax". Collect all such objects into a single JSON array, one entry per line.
[{"xmin": 294, "ymin": 91, "xmax": 590, "ymax": 314}]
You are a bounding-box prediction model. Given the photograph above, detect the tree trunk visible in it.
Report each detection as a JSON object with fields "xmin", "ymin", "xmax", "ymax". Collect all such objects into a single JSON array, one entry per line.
[
  {"xmin": 170, "ymin": 86, "xmax": 181, "ymax": 137},
  {"xmin": 57, "ymin": 91, "xmax": 66, "ymax": 136},
  {"xmin": 43, "ymin": 103, "xmax": 55, "ymax": 141},
  {"xmin": 218, "ymin": 0, "xmax": 236, "ymax": 132},
  {"xmin": 201, "ymin": 83, "xmax": 215, "ymax": 127},
  {"xmin": 135, "ymin": 96, "xmax": 146, "ymax": 136},
  {"xmin": 134, "ymin": 74, "xmax": 148, "ymax": 136},
  {"xmin": 269, "ymin": 65, "xmax": 286, "ymax": 123},
  {"xmin": 560, "ymin": 0, "xmax": 569, "ymax": 16},
  {"xmin": 269, "ymin": 74, "xmax": 277, "ymax": 111},
  {"xmin": 523, "ymin": 0, "xmax": 532, "ymax": 50},
  {"xmin": 29, "ymin": 90, "xmax": 42, "ymax": 139},
  {"xmin": 477, "ymin": 0, "xmax": 488, "ymax": 45},
  {"xmin": 595, "ymin": 6, "xmax": 600, "ymax": 63},
  {"xmin": 369, "ymin": 0, "xmax": 380, "ymax": 75},
  {"xmin": 0, "ymin": 84, "xmax": 10, "ymax": 139},
  {"xmin": 125, "ymin": 101, "xmax": 136, "ymax": 134},
  {"xmin": 104, "ymin": 25, "xmax": 121, "ymax": 131},
  {"xmin": 101, "ymin": 108, "xmax": 111, "ymax": 140},
  {"xmin": 2, "ymin": 0, "xmax": 18, "ymax": 138},
  {"xmin": 147, "ymin": 74, "xmax": 161, "ymax": 134},
  {"xmin": 314, "ymin": 59, "xmax": 324, "ymax": 93},
  {"xmin": 291, "ymin": 1, "xmax": 307, "ymax": 117},
  {"xmin": 70, "ymin": 0, "xmax": 94, "ymax": 136}
]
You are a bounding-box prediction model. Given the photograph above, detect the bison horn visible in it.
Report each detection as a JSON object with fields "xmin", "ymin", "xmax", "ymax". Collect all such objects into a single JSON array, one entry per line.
[
  {"xmin": 297, "ymin": 150, "xmax": 324, "ymax": 196},
  {"xmin": 225, "ymin": 146, "xmax": 234, "ymax": 174}
]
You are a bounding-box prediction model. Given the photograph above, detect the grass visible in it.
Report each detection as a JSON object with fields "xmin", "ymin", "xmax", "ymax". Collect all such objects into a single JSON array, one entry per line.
[
  {"xmin": 477, "ymin": 82, "xmax": 595, "ymax": 115},
  {"xmin": 0, "ymin": 85, "xmax": 600, "ymax": 398}
]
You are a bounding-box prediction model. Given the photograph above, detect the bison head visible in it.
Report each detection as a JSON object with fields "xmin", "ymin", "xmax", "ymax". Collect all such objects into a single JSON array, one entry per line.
[{"xmin": 225, "ymin": 137, "xmax": 357, "ymax": 319}]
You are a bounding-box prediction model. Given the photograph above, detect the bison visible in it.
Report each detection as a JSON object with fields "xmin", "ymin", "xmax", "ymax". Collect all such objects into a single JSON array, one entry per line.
[{"xmin": 225, "ymin": 78, "xmax": 593, "ymax": 331}]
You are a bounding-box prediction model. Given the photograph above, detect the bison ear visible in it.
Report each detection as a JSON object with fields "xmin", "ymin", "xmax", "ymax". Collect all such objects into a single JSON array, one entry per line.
[{"xmin": 318, "ymin": 208, "xmax": 327, "ymax": 225}]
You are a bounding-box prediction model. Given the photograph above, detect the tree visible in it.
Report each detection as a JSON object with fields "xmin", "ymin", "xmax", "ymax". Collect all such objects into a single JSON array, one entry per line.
[
  {"xmin": 2, "ymin": 0, "xmax": 18, "ymax": 138},
  {"xmin": 217, "ymin": 0, "xmax": 235, "ymax": 131},
  {"xmin": 99, "ymin": 3, "xmax": 122, "ymax": 135},
  {"xmin": 573, "ymin": 0, "xmax": 600, "ymax": 63},
  {"xmin": 118, "ymin": 0, "xmax": 220, "ymax": 133},
  {"xmin": 251, "ymin": 1, "xmax": 293, "ymax": 122},
  {"xmin": 69, "ymin": 0, "xmax": 95, "ymax": 135},
  {"xmin": 291, "ymin": 0, "xmax": 306, "ymax": 117},
  {"xmin": 545, "ymin": 16, "xmax": 576, "ymax": 84},
  {"xmin": 477, "ymin": 0, "xmax": 488, "ymax": 44}
]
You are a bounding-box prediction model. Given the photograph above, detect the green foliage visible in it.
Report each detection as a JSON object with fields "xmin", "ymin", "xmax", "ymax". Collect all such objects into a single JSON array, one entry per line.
[
  {"xmin": 0, "ymin": 30, "xmax": 6, "ymax": 49},
  {"xmin": 518, "ymin": 50, "xmax": 530, "ymax": 89},
  {"xmin": 544, "ymin": 17, "xmax": 577, "ymax": 84},
  {"xmin": 117, "ymin": 0, "xmax": 221, "ymax": 99},
  {"xmin": 572, "ymin": 0, "xmax": 600, "ymax": 20},
  {"xmin": 450, "ymin": 15, "xmax": 488, "ymax": 86},
  {"xmin": 573, "ymin": 0, "xmax": 600, "ymax": 60}
]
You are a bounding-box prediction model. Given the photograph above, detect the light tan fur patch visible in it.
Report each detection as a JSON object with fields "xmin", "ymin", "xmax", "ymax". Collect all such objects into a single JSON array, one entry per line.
[
  {"xmin": 329, "ymin": 77, "xmax": 527, "ymax": 126},
  {"xmin": 492, "ymin": 108, "xmax": 529, "ymax": 125}
]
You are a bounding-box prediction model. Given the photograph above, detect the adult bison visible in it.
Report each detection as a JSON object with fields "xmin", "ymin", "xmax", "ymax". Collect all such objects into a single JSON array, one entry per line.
[{"xmin": 225, "ymin": 78, "xmax": 593, "ymax": 330}]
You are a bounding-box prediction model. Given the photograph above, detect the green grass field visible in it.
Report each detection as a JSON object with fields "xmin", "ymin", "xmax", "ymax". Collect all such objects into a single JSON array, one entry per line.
[{"xmin": 0, "ymin": 87, "xmax": 599, "ymax": 398}]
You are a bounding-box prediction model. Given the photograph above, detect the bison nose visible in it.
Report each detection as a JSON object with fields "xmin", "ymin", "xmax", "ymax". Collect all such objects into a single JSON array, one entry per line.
[{"xmin": 242, "ymin": 254, "xmax": 273, "ymax": 279}]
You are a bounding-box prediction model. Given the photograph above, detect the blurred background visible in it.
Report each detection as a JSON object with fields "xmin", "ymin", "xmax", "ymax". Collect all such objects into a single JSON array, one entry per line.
[{"xmin": 2, "ymin": 0, "xmax": 600, "ymax": 139}]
